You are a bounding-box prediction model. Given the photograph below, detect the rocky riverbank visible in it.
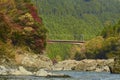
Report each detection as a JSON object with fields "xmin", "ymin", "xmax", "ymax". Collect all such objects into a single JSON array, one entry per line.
[
  {"xmin": 0, "ymin": 52, "xmax": 114, "ymax": 72},
  {"xmin": 14, "ymin": 53, "xmax": 114, "ymax": 72},
  {"xmin": 0, "ymin": 52, "xmax": 116, "ymax": 75},
  {"xmin": 0, "ymin": 50, "xmax": 53, "ymax": 71},
  {"xmin": 109, "ymin": 57, "xmax": 120, "ymax": 74},
  {"xmin": 52, "ymin": 59, "xmax": 114, "ymax": 72},
  {"xmin": 0, "ymin": 66, "xmax": 71, "ymax": 78}
]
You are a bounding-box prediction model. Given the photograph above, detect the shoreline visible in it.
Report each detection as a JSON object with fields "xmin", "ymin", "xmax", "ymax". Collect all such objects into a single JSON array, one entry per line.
[{"xmin": 0, "ymin": 59, "xmax": 114, "ymax": 76}]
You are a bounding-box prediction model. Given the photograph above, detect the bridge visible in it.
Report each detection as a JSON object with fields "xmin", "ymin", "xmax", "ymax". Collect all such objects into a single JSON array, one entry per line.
[
  {"xmin": 47, "ymin": 40, "xmax": 85, "ymax": 44},
  {"xmin": 46, "ymin": 34, "xmax": 87, "ymax": 44}
]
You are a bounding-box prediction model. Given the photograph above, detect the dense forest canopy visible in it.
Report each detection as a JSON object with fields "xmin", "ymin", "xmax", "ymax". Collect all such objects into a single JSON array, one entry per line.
[
  {"xmin": 0, "ymin": 0, "xmax": 120, "ymax": 61},
  {"xmin": 30, "ymin": 0, "xmax": 120, "ymax": 60},
  {"xmin": 32, "ymin": 0, "xmax": 120, "ymax": 40}
]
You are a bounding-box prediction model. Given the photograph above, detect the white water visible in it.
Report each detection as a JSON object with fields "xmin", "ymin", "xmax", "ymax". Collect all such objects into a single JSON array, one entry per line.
[{"xmin": 0, "ymin": 71, "xmax": 120, "ymax": 80}]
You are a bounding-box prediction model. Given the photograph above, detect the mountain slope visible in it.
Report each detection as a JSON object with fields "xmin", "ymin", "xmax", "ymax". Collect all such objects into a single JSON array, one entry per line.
[
  {"xmin": 33, "ymin": 0, "xmax": 120, "ymax": 40},
  {"xmin": 32, "ymin": 0, "xmax": 120, "ymax": 60}
]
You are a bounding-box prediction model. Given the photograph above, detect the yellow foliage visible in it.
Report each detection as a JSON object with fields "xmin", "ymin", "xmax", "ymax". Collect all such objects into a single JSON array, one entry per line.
[
  {"xmin": 0, "ymin": 0, "xmax": 16, "ymax": 15},
  {"xmin": 70, "ymin": 45, "xmax": 81, "ymax": 59},
  {"xmin": 0, "ymin": 0, "xmax": 8, "ymax": 3},
  {"xmin": 85, "ymin": 36, "xmax": 104, "ymax": 52},
  {"xmin": 18, "ymin": 13, "xmax": 34, "ymax": 26},
  {"xmin": 104, "ymin": 37, "xmax": 119, "ymax": 46},
  {"xmin": 69, "ymin": 45, "xmax": 86, "ymax": 60}
]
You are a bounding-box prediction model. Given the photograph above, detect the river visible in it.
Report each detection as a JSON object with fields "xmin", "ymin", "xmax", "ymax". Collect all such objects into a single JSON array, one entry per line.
[{"xmin": 0, "ymin": 71, "xmax": 120, "ymax": 80}]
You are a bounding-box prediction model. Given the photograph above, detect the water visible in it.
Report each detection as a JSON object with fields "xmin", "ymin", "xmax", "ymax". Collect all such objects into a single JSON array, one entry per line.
[{"xmin": 0, "ymin": 71, "xmax": 120, "ymax": 80}]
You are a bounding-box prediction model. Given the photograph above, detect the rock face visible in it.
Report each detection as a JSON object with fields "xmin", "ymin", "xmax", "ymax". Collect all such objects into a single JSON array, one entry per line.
[
  {"xmin": 0, "ymin": 66, "xmax": 32, "ymax": 76},
  {"xmin": 0, "ymin": 59, "xmax": 115, "ymax": 76},
  {"xmin": 52, "ymin": 60, "xmax": 79, "ymax": 70},
  {"xmin": 52, "ymin": 59, "xmax": 114, "ymax": 72},
  {"xmin": 73, "ymin": 59, "xmax": 114, "ymax": 72},
  {"xmin": 0, "ymin": 66, "xmax": 71, "ymax": 78},
  {"xmin": 35, "ymin": 69, "xmax": 52, "ymax": 76},
  {"xmin": 15, "ymin": 52, "xmax": 53, "ymax": 70},
  {"xmin": 109, "ymin": 58, "xmax": 120, "ymax": 74}
]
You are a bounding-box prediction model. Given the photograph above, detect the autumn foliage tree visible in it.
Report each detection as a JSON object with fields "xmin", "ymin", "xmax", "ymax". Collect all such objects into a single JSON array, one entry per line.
[{"xmin": 0, "ymin": 0, "xmax": 48, "ymax": 54}]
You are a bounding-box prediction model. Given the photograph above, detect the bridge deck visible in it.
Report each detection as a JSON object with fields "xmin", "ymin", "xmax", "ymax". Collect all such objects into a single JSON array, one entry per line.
[{"xmin": 47, "ymin": 40, "xmax": 85, "ymax": 44}]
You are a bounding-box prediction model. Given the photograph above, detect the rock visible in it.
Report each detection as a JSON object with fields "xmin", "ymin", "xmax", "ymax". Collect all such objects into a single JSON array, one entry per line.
[
  {"xmin": 72, "ymin": 59, "xmax": 97, "ymax": 71},
  {"xmin": 52, "ymin": 59, "xmax": 114, "ymax": 72},
  {"xmin": 0, "ymin": 65, "xmax": 71, "ymax": 77},
  {"xmin": 10, "ymin": 69, "xmax": 23, "ymax": 75},
  {"xmin": 35, "ymin": 69, "xmax": 71, "ymax": 78},
  {"xmin": 72, "ymin": 59, "xmax": 114, "ymax": 72},
  {"xmin": 109, "ymin": 66, "xmax": 120, "ymax": 74},
  {"xmin": 52, "ymin": 60, "xmax": 79, "ymax": 71},
  {"xmin": 0, "ymin": 66, "xmax": 8, "ymax": 75},
  {"xmin": 103, "ymin": 66, "xmax": 110, "ymax": 72},
  {"xmin": 10, "ymin": 66, "xmax": 32, "ymax": 75},
  {"xmin": 95, "ymin": 66, "xmax": 110, "ymax": 72},
  {"xmin": 19, "ymin": 66, "xmax": 32, "ymax": 75},
  {"xmin": 35, "ymin": 69, "xmax": 51, "ymax": 76},
  {"xmin": 96, "ymin": 59, "xmax": 114, "ymax": 66},
  {"xmin": 109, "ymin": 57, "xmax": 120, "ymax": 74},
  {"xmin": 15, "ymin": 52, "xmax": 53, "ymax": 70}
]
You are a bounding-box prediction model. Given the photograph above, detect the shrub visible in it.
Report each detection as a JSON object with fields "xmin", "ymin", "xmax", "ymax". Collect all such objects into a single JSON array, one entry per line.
[
  {"xmin": 11, "ymin": 31, "xmax": 26, "ymax": 46},
  {"xmin": 0, "ymin": 14, "xmax": 11, "ymax": 43},
  {"xmin": 0, "ymin": 44, "xmax": 6, "ymax": 57},
  {"xmin": 69, "ymin": 45, "xmax": 86, "ymax": 60},
  {"xmin": 85, "ymin": 36, "xmax": 104, "ymax": 59},
  {"xmin": 101, "ymin": 21, "xmax": 120, "ymax": 38},
  {"xmin": 102, "ymin": 37, "xmax": 120, "ymax": 58}
]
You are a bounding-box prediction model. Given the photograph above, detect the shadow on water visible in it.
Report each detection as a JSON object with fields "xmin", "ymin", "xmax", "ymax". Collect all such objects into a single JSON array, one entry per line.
[{"xmin": 0, "ymin": 75, "xmax": 72, "ymax": 80}]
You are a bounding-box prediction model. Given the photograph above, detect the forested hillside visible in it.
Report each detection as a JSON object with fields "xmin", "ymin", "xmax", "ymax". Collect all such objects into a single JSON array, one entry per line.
[
  {"xmin": 32, "ymin": 0, "xmax": 120, "ymax": 40},
  {"xmin": 31, "ymin": 0, "xmax": 120, "ymax": 60}
]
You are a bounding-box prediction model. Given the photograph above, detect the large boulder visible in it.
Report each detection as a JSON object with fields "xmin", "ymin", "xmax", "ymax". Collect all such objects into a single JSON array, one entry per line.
[{"xmin": 15, "ymin": 50, "xmax": 53, "ymax": 70}]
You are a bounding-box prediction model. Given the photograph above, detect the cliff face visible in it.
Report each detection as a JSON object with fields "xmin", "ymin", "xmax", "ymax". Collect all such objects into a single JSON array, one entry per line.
[{"xmin": 0, "ymin": 0, "xmax": 47, "ymax": 64}]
